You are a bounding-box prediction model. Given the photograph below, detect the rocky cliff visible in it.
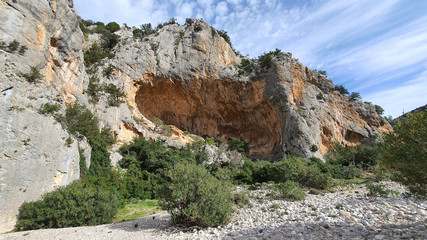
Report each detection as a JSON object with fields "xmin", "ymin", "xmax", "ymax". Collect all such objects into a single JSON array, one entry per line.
[
  {"xmin": 0, "ymin": 0, "xmax": 87, "ymax": 232},
  {"xmin": 0, "ymin": 0, "xmax": 392, "ymax": 233}
]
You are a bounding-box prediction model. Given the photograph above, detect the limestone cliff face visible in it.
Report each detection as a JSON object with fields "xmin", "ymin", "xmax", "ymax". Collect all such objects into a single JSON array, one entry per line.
[
  {"xmin": 97, "ymin": 20, "xmax": 391, "ymax": 160},
  {"xmin": 0, "ymin": 0, "xmax": 87, "ymax": 232}
]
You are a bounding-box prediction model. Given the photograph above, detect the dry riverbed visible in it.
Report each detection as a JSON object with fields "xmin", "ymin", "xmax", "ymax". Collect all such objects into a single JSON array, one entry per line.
[{"xmin": 1, "ymin": 182, "xmax": 426, "ymax": 240}]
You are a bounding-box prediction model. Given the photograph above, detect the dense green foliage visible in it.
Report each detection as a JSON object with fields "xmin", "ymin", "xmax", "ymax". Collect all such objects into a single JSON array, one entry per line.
[
  {"xmin": 22, "ymin": 66, "xmax": 43, "ymax": 83},
  {"xmin": 16, "ymin": 181, "xmax": 118, "ymax": 231},
  {"xmin": 349, "ymin": 92, "xmax": 362, "ymax": 101},
  {"xmin": 82, "ymin": 21, "xmax": 120, "ymax": 66},
  {"xmin": 274, "ymin": 180, "xmax": 305, "ymax": 201},
  {"xmin": 159, "ymin": 162, "xmax": 233, "ymax": 227},
  {"xmin": 375, "ymin": 105, "xmax": 384, "ymax": 115},
  {"xmin": 235, "ymin": 157, "xmax": 331, "ymax": 189},
  {"xmin": 334, "ymin": 85, "xmax": 349, "ymax": 95},
  {"xmin": 227, "ymin": 137, "xmax": 249, "ymax": 154},
  {"xmin": 104, "ymin": 83, "xmax": 125, "ymax": 106},
  {"xmin": 38, "ymin": 103, "xmax": 61, "ymax": 115},
  {"xmin": 64, "ymin": 104, "xmax": 112, "ymax": 176},
  {"xmin": 259, "ymin": 52, "xmax": 273, "ymax": 69},
  {"xmin": 380, "ymin": 111, "xmax": 427, "ymax": 197},
  {"xmin": 238, "ymin": 58, "xmax": 253, "ymax": 76},
  {"xmin": 85, "ymin": 76, "xmax": 102, "ymax": 103}
]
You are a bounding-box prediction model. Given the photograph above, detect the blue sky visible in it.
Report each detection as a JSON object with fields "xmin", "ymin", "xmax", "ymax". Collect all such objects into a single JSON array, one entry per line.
[{"xmin": 74, "ymin": 0, "xmax": 427, "ymax": 118}]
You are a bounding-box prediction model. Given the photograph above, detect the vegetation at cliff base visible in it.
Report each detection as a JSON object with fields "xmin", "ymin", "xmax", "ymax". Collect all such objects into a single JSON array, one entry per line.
[
  {"xmin": 16, "ymin": 181, "xmax": 118, "ymax": 230},
  {"xmin": 380, "ymin": 111, "xmax": 427, "ymax": 197}
]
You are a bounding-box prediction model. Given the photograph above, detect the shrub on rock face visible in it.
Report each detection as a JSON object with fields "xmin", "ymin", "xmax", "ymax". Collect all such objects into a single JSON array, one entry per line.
[
  {"xmin": 15, "ymin": 181, "xmax": 118, "ymax": 231},
  {"xmin": 159, "ymin": 162, "xmax": 233, "ymax": 227}
]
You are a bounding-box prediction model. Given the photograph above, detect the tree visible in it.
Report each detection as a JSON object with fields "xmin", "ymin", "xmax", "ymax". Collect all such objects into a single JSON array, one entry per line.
[
  {"xmin": 380, "ymin": 111, "xmax": 427, "ymax": 197},
  {"xmin": 105, "ymin": 22, "xmax": 120, "ymax": 32},
  {"xmin": 318, "ymin": 70, "xmax": 327, "ymax": 77},
  {"xmin": 375, "ymin": 105, "xmax": 384, "ymax": 115},
  {"xmin": 334, "ymin": 85, "xmax": 349, "ymax": 95},
  {"xmin": 159, "ymin": 162, "xmax": 233, "ymax": 227},
  {"xmin": 349, "ymin": 92, "xmax": 361, "ymax": 101}
]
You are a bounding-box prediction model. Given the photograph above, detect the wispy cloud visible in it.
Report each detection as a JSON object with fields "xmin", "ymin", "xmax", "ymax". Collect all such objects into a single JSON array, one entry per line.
[{"xmin": 74, "ymin": 0, "xmax": 427, "ymax": 117}]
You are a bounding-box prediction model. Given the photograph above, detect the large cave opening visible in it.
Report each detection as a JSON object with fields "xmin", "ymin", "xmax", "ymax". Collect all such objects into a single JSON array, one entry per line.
[{"xmin": 135, "ymin": 76, "xmax": 282, "ymax": 159}]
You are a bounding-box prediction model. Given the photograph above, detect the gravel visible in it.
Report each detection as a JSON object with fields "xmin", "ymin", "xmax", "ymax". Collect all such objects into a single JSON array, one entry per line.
[{"xmin": 1, "ymin": 181, "xmax": 426, "ymax": 240}]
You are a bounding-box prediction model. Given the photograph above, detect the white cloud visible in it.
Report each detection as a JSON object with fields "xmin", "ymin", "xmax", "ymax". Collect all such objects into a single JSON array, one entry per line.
[
  {"xmin": 215, "ymin": 1, "xmax": 229, "ymax": 15},
  {"xmin": 364, "ymin": 71, "xmax": 427, "ymax": 118}
]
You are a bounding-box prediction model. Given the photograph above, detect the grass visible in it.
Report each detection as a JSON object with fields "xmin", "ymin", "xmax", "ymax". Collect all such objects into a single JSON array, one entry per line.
[{"xmin": 113, "ymin": 199, "xmax": 161, "ymax": 223}]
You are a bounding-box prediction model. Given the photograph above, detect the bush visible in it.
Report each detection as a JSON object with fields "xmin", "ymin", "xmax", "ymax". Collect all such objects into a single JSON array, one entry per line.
[
  {"xmin": 217, "ymin": 30, "xmax": 232, "ymax": 48},
  {"xmin": 104, "ymin": 83, "xmax": 125, "ymax": 107},
  {"xmin": 227, "ymin": 137, "xmax": 248, "ymax": 154},
  {"xmin": 366, "ymin": 182, "xmax": 389, "ymax": 197},
  {"xmin": 259, "ymin": 52, "xmax": 273, "ymax": 69},
  {"xmin": 349, "ymin": 92, "xmax": 361, "ymax": 101},
  {"xmin": 8, "ymin": 40, "xmax": 19, "ymax": 52},
  {"xmin": 15, "ymin": 181, "xmax": 118, "ymax": 231},
  {"xmin": 375, "ymin": 105, "xmax": 384, "ymax": 115},
  {"xmin": 310, "ymin": 144, "xmax": 318, "ymax": 152},
  {"xmin": 85, "ymin": 76, "xmax": 102, "ymax": 103},
  {"xmin": 38, "ymin": 103, "xmax": 61, "ymax": 115},
  {"xmin": 159, "ymin": 162, "xmax": 233, "ymax": 227},
  {"xmin": 22, "ymin": 66, "xmax": 43, "ymax": 83},
  {"xmin": 380, "ymin": 111, "xmax": 427, "ymax": 197},
  {"xmin": 263, "ymin": 157, "xmax": 331, "ymax": 189},
  {"xmin": 238, "ymin": 58, "xmax": 253, "ymax": 76},
  {"xmin": 232, "ymin": 191, "xmax": 252, "ymax": 208},
  {"xmin": 276, "ymin": 180, "xmax": 305, "ymax": 201},
  {"xmin": 318, "ymin": 70, "xmax": 327, "ymax": 77},
  {"xmin": 105, "ymin": 22, "xmax": 120, "ymax": 33},
  {"xmin": 194, "ymin": 24, "xmax": 203, "ymax": 32},
  {"xmin": 19, "ymin": 45, "xmax": 28, "ymax": 55},
  {"xmin": 334, "ymin": 85, "xmax": 349, "ymax": 95}
]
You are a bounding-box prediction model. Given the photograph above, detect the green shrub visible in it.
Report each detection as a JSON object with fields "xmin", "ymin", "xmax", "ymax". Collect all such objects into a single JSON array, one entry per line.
[
  {"xmin": 238, "ymin": 58, "xmax": 253, "ymax": 76},
  {"xmin": 15, "ymin": 181, "xmax": 118, "ymax": 231},
  {"xmin": 38, "ymin": 103, "xmax": 61, "ymax": 115},
  {"xmin": 380, "ymin": 111, "xmax": 427, "ymax": 197},
  {"xmin": 85, "ymin": 76, "xmax": 102, "ymax": 103},
  {"xmin": 19, "ymin": 45, "xmax": 28, "ymax": 55},
  {"xmin": 0, "ymin": 41, "xmax": 6, "ymax": 50},
  {"xmin": 263, "ymin": 157, "xmax": 330, "ymax": 189},
  {"xmin": 232, "ymin": 191, "xmax": 252, "ymax": 208},
  {"xmin": 152, "ymin": 117, "xmax": 172, "ymax": 136},
  {"xmin": 276, "ymin": 180, "xmax": 305, "ymax": 201},
  {"xmin": 310, "ymin": 144, "xmax": 318, "ymax": 152},
  {"xmin": 259, "ymin": 52, "xmax": 273, "ymax": 69},
  {"xmin": 316, "ymin": 92, "xmax": 324, "ymax": 100},
  {"xmin": 103, "ymin": 64, "xmax": 114, "ymax": 77},
  {"xmin": 105, "ymin": 22, "xmax": 120, "ymax": 32},
  {"xmin": 64, "ymin": 104, "xmax": 112, "ymax": 176},
  {"xmin": 349, "ymin": 92, "xmax": 361, "ymax": 101},
  {"xmin": 159, "ymin": 162, "xmax": 233, "ymax": 227},
  {"xmin": 375, "ymin": 105, "xmax": 384, "ymax": 115},
  {"xmin": 217, "ymin": 30, "xmax": 232, "ymax": 48},
  {"xmin": 366, "ymin": 182, "xmax": 389, "ymax": 197},
  {"xmin": 318, "ymin": 70, "xmax": 327, "ymax": 77},
  {"xmin": 22, "ymin": 66, "xmax": 43, "ymax": 83},
  {"xmin": 334, "ymin": 85, "xmax": 349, "ymax": 95},
  {"xmin": 104, "ymin": 83, "xmax": 125, "ymax": 107},
  {"xmin": 8, "ymin": 40, "xmax": 19, "ymax": 52},
  {"xmin": 194, "ymin": 24, "xmax": 203, "ymax": 32},
  {"xmin": 205, "ymin": 136, "xmax": 216, "ymax": 146},
  {"xmin": 227, "ymin": 137, "xmax": 248, "ymax": 154}
]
